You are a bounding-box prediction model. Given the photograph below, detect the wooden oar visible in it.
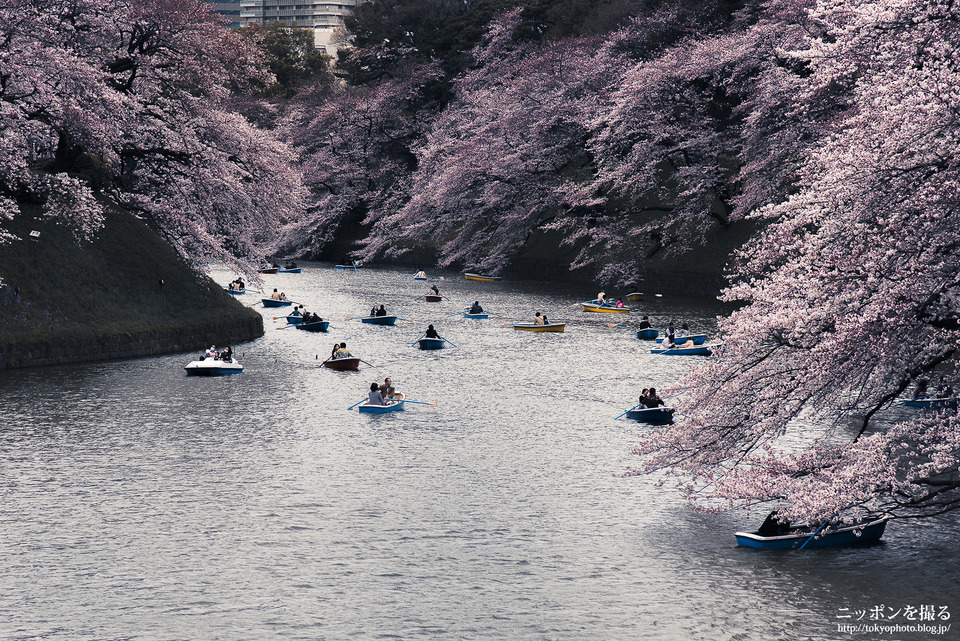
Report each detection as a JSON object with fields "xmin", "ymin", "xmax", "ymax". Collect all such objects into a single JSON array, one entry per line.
[
  {"xmin": 346, "ymin": 398, "xmax": 367, "ymax": 410},
  {"xmin": 614, "ymin": 403, "xmax": 643, "ymax": 420},
  {"xmin": 402, "ymin": 399, "xmax": 437, "ymax": 406}
]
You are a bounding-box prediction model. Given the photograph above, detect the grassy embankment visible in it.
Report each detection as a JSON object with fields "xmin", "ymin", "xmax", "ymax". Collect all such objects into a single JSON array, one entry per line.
[{"xmin": 0, "ymin": 204, "xmax": 262, "ymax": 362}]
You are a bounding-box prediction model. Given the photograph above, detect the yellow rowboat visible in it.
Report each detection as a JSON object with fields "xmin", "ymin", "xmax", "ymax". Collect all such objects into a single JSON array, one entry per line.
[
  {"xmin": 581, "ymin": 301, "xmax": 629, "ymax": 314},
  {"xmin": 465, "ymin": 273, "xmax": 502, "ymax": 281},
  {"xmin": 625, "ymin": 292, "xmax": 644, "ymax": 301},
  {"xmin": 512, "ymin": 322, "xmax": 565, "ymax": 332}
]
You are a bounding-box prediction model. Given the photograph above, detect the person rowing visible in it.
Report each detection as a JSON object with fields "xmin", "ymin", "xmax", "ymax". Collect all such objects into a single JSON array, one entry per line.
[
  {"xmin": 425, "ymin": 324, "xmax": 440, "ymax": 338},
  {"xmin": 430, "ymin": 284, "xmax": 439, "ymax": 296},
  {"xmin": 469, "ymin": 301, "xmax": 483, "ymax": 314}
]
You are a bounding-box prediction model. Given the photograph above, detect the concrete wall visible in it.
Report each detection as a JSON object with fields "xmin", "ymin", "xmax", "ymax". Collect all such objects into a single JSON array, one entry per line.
[{"xmin": 0, "ymin": 316, "xmax": 263, "ymax": 370}]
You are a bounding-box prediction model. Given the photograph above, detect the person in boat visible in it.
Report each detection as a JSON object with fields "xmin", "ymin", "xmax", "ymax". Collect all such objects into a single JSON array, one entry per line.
[
  {"xmin": 638, "ymin": 388, "xmax": 649, "ymax": 408},
  {"xmin": 379, "ymin": 377, "xmax": 400, "ymax": 400},
  {"xmin": 913, "ymin": 379, "xmax": 929, "ymax": 399},
  {"xmin": 645, "ymin": 388, "xmax": 665, "ymax": 408},
  {"xmin": 376, "ymin": 304, "xmax": 387, "ymax": 317},
  {"xmin": 756, "ymin": 511, "xmax": 791, "ymax": 536},
  {"xmin": 534, "ymin": 312, "xmax": 545, "ymax": 326},
  {"xmin": 414, "ymin": 270, "xmax": 427, "ymax": 279},
  {"xmin": 285, "ymin": 261, "xmax": 297, "ymax": 269},
  {"xmin": 271, "ymin": 288, "xmax": 282, "ymax": 300},
  {"xmin": 334, "ymin": 342, "xmax": 351, "ymax": 359},
  {"xmin": 597, "ymin": 291, "xmax": 607, "ymax": 305},
  {"xmin": 469, "ymin": 301, "xmax": 484, "ymax": 314},
  {"xmin": 368, "ymin": 382, "xmax": 386, "ymax": 406},
  {"xmin": 673, "ymin": 323, "xmax": 697, "ymax": 348},
  {"xmin": 425, "ymin": 324, "xmax": 440, "ymax": 338},
  {"xmin": 615, "ymin": 299, "xmax": 624, "ymax": 308},
  {"xmin": 290, "ymin": 305, "xmax": 303, "ymax": 318},
  {"xmin": 279, "ymin": 292, "xmax": 288, "ymax": 301},
  {"xmin": 205, "ymin": 344, "xmax": 218, "ymax": 360},
  {"xmin": 369, "ymin": 304, "xmax": 378, "ymax": 316},
  {"xmin": 219, "ymin": 346, "xmax": 233, "ymax": 363},
  {"xmin": 542, "ymin": 313, "xmax": 549, "ymax": 325},
  {"xmin": 430, "ymin": 284, "xmax": 440, "ymax": 296},
  {"xmin": 637, "ymin": 315, "xmax": 652, "ymax": 330}
]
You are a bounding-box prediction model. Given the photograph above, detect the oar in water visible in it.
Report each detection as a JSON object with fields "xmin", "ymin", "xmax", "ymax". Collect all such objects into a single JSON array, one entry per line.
[
  {"xmin": 346, "ymin": 398, "xmax": 367, "ymax": 410},
  {"xmin": 359, "ymin": 358, "xmax": 377, "ymax": 367},
  {"xmin": 441, "ymin": 336, "xmax": 457, "ymax": 347},
  {"xmin": 344, "ymin": 315, "xmax": 367, "ymax": 321},
  {"xmin": 614, "ymin": 403, "xmax": 644, "ymax": 420},
  {"xmin": 275, "ymin": 324, "xmax": 299, "ymax": 330},
  {"xmin": 402, "ymin": 399, "xmax": 437, "ymax": 406},
  {"xmin": 799, "ymin": 520, "xmax": 830, "ymax": 550},
  {"xmin": 606, "ymin": 323, "xmax": 633, "ymax": 330}
]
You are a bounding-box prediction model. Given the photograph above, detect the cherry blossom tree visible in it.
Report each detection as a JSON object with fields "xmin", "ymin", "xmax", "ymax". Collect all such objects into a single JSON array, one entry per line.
[
  {"xmin": 0, "ymin": 0, "xmax": 306, "ymax": 271},
  {"xmin": 352, "ymin": 11, "xmax": 608, "ymax": 274},
  {"xmin": 631, "ymin": 0, "xmax": 960, "ymax": 524}
]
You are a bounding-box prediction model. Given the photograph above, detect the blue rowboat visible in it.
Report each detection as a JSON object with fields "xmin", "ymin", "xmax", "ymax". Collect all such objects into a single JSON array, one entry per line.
[
  {"xmin": 902, "ymin": 397, "xmax": 958, "ymax": 409},
  {"xmin": 417, "ymin": 337, "xmax": 445, "ymax": 350},
  {"xmin": 625, "ymin": 407, "xmax": 675, "ymax": 424},
  {"xmin": 296, "ymin": 320, "xmax": 330, "ymax": 332},
  {"xmin": 358, "ymin": 400, "xmax": 405, "ymax": 414},
  {"xmin": 225, "ymin": 288, "xmax": 246, "ymax": 295},
  {"xmin": 464, "ymin": 312, "xmax": 489, "ymax": 319},
  {"xmin": 184, "ymin": 358, "xmax": 243, "ymax": 376},
  {"xmin": 651, "ymin": 345, "xmax": 712, "ymax": 356},
  {"xmin": 735, "ymin": 517, "xmax": 888, "ymax": 550},
  {"xmin": 360, "ymin": 315, "xmax": 398, "ymax": 326},
  {"xmin": 334, "ymin": 264, "xmax": 359, "ymax": 270},
  {"xmin": 284, "ymin": 314, "xmax": 305, "ymax": 324},
  {"xmin": 277, "ymin": 267, "xmax": 302, "ymax": 274},
  {"xmin": 636, "ymin": 328, "xmax": 658, "ymax": 340},
  {"xmin": 656, "ymin": 334, "xmax": 707, "ymax": 345},
  {"xmin": 262, "ymin": 298, "xmax": 293, "ymax": 308}
]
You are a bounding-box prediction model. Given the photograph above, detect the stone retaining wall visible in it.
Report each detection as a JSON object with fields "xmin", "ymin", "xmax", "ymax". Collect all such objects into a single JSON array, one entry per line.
[{"xmin": 0, "ymin": 316, "xmax": 263, "ymax": 370}]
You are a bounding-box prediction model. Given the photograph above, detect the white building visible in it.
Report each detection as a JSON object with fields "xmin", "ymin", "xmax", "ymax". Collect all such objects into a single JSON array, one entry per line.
[{"xmin": 238, "ymin": 0, "xmax": 359, "ymax": 55}]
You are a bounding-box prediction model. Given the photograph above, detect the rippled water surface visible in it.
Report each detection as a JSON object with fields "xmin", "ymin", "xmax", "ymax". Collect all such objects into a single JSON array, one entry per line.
[{"xmin": 1, "ymin": 264, "xmax": 957, "ymax": 640}]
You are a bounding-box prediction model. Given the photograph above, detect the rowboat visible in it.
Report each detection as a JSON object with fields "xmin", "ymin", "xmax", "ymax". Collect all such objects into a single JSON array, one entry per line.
[
  {"xmin": 625, "ymin": 407, "xmax": 675, "ymax": 424},
  {"xmin": 735, "ymin": 517, "xmax": 888, "ymax": 550},
  {"xmin": 358, "ymin": 399, "xmax": 405, "ymax": 414},
  {"xmin": 296, "ymin": 320, "xmax": 330, "ymax": 332},
  {"xmin": 581, "ymin": 301, "xmax": 629, "ymax": 314},
  {"xmin": 417, "ymin": 337, "xmax": 445, "ymax": 350},
  {"xmin": 184, "ymin": 358, "xmax": 243, "ymax": 376},
  {"xmin": 512, "ymin": 322, "xmax": 565, "ymax": 332},
  {"xmin": 322, "ymin": 357, "xmax": 360, "ymax": 371},
  {"xmin": 225, "ymin": 288, "xmax": 246, "ymax": 295},
  {"xmin": 656, "ymin": 334, "xmax": 707, "ymax": 345},
  {"xmin": 262, "ymin": 298, "xmax": 293, "ymax": 308},
  {"xmin": 277, "ymin": 267, "xmax": 302, "ymax": 274},
  {"xmin": 465, "ymin": 273, "xmax": 502, "ymax": 281},
  {"xmin": 651, "ymin": 345, "xmax": 712, "ymax": 356},
  {"xmin": 464, "ymin": 311, "xmax": 489, "ymax": 319},
  {"xmin": 636, "ymin": 328, "xmax": 658, "ymax": 340},
  {"xmin": 334, "ymin": 264, "xmax": 360, "ymax": 270},
  {"xmin": 256, "ymin": 267, "xmax": 278, "ymax": 274},
  {"xmin": 283, "ymin": 314, "xmax": 305, "ymax": 324},
  {"xmin": 901, "ymin": 397, "xmax": 958, "ymax": 409},
  {"xmin": 425, "ymin": 294, "xmax": 443, "ymax": 302},
  {"xmin": 625, "ymin": 292, "xmax": 644, "ymax": 302},
  {"xmin": 359, "ymin": 315, "xmax": 398, "ymax": 326}
]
